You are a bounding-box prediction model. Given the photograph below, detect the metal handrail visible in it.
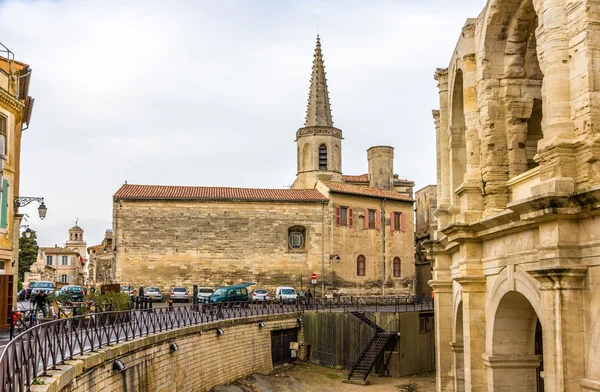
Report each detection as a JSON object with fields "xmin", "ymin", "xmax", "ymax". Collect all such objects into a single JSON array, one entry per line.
[
  {"xmin": 347, "ymin": 325, "xmax": 376, "ymax": 379},
  {"xmin": 0, "ymin": 302, "xmax": 303, "ymax": 392}
]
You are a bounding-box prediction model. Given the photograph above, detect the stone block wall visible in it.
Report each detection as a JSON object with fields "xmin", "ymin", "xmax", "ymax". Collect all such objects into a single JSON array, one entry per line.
[{"xmin": 30, "ymin": 313, "xmax": 302, "ymax": 392}]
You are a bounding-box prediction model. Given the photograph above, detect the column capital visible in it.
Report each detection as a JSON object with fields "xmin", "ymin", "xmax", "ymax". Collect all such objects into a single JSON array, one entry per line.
[
  {"xmin": 528, "ymin": 266, "xmax": 587, "ymax": 290},
  {"xmin": 450, "ymin": 341, "xmax": 464, "ymax": 353},
  {"xmin": 428, "ymin": 279, "xmax": 452, "ymax": 293},
  {"xmin": 455, "ymin": 276, "xmax": 486, "ymax": 292}
]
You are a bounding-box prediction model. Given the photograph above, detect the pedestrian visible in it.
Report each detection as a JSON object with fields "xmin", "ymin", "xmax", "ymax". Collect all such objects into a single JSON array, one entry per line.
[
  {"xmin": 138, "ymin": 285, "xmax": 144, "ymax": 299},
  {"xmin": 33, "ymin": 291, "xmax": 48, "ymax": 318},
  {"xmin": 306, "ymin": 288, "xmax": 312, "ymax": 303}
]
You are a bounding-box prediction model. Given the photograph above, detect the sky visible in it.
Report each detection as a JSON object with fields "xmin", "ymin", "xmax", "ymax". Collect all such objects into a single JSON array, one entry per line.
[{"xmin": 0, "ymin": 0, "xmax": 485, "ymax": 248}]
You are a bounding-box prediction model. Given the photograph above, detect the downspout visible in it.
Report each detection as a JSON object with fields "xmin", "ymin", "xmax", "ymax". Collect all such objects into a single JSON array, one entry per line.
[
  {"xmin": 381, "ymin": 198, "xmax": 386, "ymax": 296},
  {"xmin": 321, "ymin": 200, "xmax": 325, "ymax": 298}
]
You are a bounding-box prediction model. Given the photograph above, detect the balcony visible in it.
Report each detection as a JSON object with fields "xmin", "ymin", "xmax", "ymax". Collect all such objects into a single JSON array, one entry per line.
[{"xmin": 507, "ymin": 167, "xmax": 540, "ymax": 203}]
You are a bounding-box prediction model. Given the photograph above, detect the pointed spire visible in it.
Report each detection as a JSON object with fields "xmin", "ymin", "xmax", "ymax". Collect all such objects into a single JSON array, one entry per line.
[{"xmin": 304, "ymin": 35, "xmax": 333, "ymax": 127}]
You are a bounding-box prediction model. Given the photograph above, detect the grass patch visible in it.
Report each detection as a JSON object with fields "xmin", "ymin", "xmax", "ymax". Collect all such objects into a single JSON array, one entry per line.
[{"xmin": 326, "ymin": 373, "xmax": 341, "ymax": 380}]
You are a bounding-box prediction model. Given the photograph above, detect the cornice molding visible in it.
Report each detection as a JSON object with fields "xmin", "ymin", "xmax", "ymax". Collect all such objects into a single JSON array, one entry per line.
[
  {"xmin": 296, "ymin": 126, "xmax": 343, "ymax": 140},
  {"xmin": 0, "ymin": 88, "xmax": 24, "ymax": 114}
]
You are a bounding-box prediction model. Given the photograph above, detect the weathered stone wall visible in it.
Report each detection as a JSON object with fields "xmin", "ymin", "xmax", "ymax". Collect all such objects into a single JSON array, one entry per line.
[
  {"xmin": 114, "ymin": 200, "xmax": 326, "ymax": 293},
  {"xmin": 30, "ymin": 313, "xmax": 302, "ymax": 392},
  {"xmin": 367, "ymin": 146, "xmax": 394, "ymax": 190}
]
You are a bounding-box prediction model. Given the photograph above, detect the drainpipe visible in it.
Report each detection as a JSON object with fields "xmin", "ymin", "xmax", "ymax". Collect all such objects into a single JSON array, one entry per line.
[
  {"xmin": 381, "ymin": 198, "xmax": 387, "ymax": 296},
  {"xmin": 321, "ymin": 201, "xmax": 325, "ymax": 298}
]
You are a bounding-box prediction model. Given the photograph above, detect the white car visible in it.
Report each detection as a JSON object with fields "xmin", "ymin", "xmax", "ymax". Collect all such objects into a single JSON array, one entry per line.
[
  {"xmin": 196, "ymin": 287, "xmax": 214, "ymax": 303},
  {"xmin": 275, "ymin": 287, "xmax": 297, "ymax": 303}
]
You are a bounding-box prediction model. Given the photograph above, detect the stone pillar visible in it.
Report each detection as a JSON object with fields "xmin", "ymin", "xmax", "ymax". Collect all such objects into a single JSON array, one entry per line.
[
  {"xmin": 506, "ymin": 98, "xmax": 534, "ymax": 178},
  {"xmin": 430, "ymin": 252, "xmax": 454, "ymax": 392},
  {"xmin": 483, "ymin": 355, "xmax": 542, "ymax": 391},
  {"xmin": 451, "ymin": 342, "xmax": 465, "ymax": 392},
  {"xmin": 435, "ymin": 68, "xmax": 452, "ymax": 230}
]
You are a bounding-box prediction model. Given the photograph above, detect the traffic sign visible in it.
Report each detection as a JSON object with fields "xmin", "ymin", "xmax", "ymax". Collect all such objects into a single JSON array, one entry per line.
[{"xmin": 311, "ymin": 273, "xmax": 317, "ymax": 285}]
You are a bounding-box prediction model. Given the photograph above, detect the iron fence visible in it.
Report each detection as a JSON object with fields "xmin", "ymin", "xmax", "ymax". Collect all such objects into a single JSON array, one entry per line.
[{"xmin": 1, "ymin": 295, "xmax": 432, "ymax": 392}]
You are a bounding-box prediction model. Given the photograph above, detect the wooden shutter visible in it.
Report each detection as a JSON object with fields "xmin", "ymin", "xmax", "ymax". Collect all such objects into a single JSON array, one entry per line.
[
  {"xmin": 375, "ymin": 210, "xmax": 381, "ymax": 230},
  {"xmin": 0, "ymin": 179, "xmax": 7, "ymax": 229},
  {"xmin": 390, "ymin": 212, "xmax": 395, "ymax": 232},
  {"xmin": 364, "ymin": 209, "xmax": 369, "ymax": 229},
  {"xmin": 335, "ymin": 206, "xmax": 340, "ymax": 227},
  {"xmin": 401, "ymin": 212, "xmax": 407, "ymax": 232},
  {"xmin": 348, "ymin": 208, "xmax": 353, "ymax": 227}
]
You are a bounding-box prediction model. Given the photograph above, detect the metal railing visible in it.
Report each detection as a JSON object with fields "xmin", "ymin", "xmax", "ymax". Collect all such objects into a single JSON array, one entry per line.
[
  {"xmin": 0, "ymin": 302, "xmax": 303, "ymax": 392},
  {"xmin": 347, "ymin": 324, "xmax": 376, "ymax": 379}
]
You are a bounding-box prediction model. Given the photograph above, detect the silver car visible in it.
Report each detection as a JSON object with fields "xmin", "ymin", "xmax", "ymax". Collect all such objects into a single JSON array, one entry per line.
[
  {"xmin": 196, "ymin": 287, "xmax": 213, "ymax": 303},
  {"xmin": 251, "ymin": 289, "xmax": 270, "ymax": 302},
  {"xmin": 170, "ymin": 287, "xmax": 189, "ymax": 303},
  {"xmin": 30, "ymin": 281, "xmax": 55, "ymax": 299},
  {"xmin": 144, "ymin": 287, "xmax": 163, "ymax": 302}
]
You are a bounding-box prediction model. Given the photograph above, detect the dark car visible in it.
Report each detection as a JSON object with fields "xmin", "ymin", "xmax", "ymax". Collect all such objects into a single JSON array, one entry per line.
[
  {"xmin": 24, "ymin": 281, "xmax": 37, "ymax": 300},
  {"xmin": 17, "ymin": 290, "xmax": 26, "ymax": 301},
  {"xmin": 208, "ymin": 283, "xmax": 254, "ymax": 304},
  {"xmin": 58, "ymin": 285, "xmax": 85, "ymax": 302}
]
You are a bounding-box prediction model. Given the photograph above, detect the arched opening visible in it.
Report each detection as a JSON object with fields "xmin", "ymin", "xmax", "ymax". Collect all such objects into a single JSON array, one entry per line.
[
  {"xmin": 302, "ymin": 144, "xmax": 312, "ymax": 172},
  {"xmin": 318, "ymin": 144, "xmax": 327, "ymax": 170},
  {"xmin": 287, "ymin": 225, "xmax": 307, "ymax": 252},
  {"xmin": 356, "ymin": 255, "xmax": 365, "ymax": 277},
  {"xmin": 489, "ymin": 291, "xmax": 543, "ymax": 391},
  {"xmin": 74, "ymin": 233, "xmax": 78, "ymax": 240},
  {"xmin": 450, "ymin": 69, "xmax": 467, "ymax": 200},
  {"xmin": 392, "ymin": 257, "xmax": 401, "ymax": 277},
  {"xmin": 454, "ymin": 301, "xmax": 465, "ymax": 392}
]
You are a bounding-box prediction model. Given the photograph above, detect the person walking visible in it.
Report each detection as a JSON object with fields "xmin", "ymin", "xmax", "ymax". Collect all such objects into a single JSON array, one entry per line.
[{"xmin": 33, "ymin": 291, "xmax": 48, "ymax": 318}]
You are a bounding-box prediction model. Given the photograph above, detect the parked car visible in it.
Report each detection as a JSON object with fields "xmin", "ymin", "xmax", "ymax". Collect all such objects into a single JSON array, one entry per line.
[
  {"xmin": 24, "ymin": 281, "xmax": 37, "ymax": 300},
  {"xmin": 251, "ymin": 289, "xmax": 270, "ymax": 302},
  {"xmin": 275, "ymin": 286, "xmax": 298, "ymax": 303},
  {"xmin": 170, "ymin": 287, "xmax": 189, "ymax": 303},
  {"xmin": 30, "ymin": 281, "xmax": 55, "ymax": 299},
  {"xmin": 144, "ymin": 287, "xmax": 163, "ymax": 302},
  {"xmin": 196, "ymin": 287, "xmax": 214, "ymax": 303},
  {"xmin": 58, "ymin": 285, "xmax": 85, "ymax": 302},
  {"xmin": 208, "ymin": 283, "xmax": 254, "ymax": 304},
  {"xmin": 17, "ymin": 289, "xmax": 26, "ymax": 301},
  {"xmin": 120, "ymin": 285, "xmax": 135, "ymax": 298}
]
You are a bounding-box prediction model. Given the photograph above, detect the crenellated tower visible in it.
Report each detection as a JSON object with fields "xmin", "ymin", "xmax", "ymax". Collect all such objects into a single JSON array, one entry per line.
[{"xmin": 292, "ymin": 35, "xmax": 343, "ymax": 189}]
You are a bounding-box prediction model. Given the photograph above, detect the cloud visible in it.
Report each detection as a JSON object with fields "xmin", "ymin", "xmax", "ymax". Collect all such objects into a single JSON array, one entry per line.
[{"xmin": 0, "ymin": 0, "xmax": 485, "ymax": 247}]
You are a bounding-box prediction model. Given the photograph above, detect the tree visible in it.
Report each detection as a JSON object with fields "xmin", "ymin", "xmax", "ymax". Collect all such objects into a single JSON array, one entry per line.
[{"xmin": 18, "ymin": 229, "xmax": 38, "ymax": 281}]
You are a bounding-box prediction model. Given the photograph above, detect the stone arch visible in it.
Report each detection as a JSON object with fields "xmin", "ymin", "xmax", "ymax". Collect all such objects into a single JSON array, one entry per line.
[
  {"xmin": 302, "ymin": 143, "xmax": 311, "ymax": 172},
  {"xmin": 454, "ymin": 300, "xmax": 465, "ymax": 392}
]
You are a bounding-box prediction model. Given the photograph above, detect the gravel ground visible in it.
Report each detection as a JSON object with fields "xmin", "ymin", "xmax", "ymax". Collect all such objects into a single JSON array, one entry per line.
[{"xmin": 212, "ymin": 362, "xmax": 436, "ymax": 392}]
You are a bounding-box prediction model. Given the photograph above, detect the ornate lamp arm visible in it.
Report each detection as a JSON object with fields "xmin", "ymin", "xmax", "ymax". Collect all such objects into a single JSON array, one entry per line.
[{"xmin": 14, "ymin": 196, "xmax": 44, "ymax": 208}]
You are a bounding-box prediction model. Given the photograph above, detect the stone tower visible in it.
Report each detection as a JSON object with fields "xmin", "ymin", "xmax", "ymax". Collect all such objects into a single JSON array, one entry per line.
[
  {"xmin": 292, "ymin": 36, "xmax": 343, "ymax": 189},
  {"xmin": 367, "ymin": 146, "xmax": 394, "ymax": 190},
  {"xmin": 65, "ymin": 222, "xmax": 86, "ymax": 257}
]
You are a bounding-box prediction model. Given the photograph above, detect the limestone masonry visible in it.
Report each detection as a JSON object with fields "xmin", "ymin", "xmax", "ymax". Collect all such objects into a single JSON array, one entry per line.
[
  {"xmin": 113, "ymin": 36, "xmax": 416, "ymax": 296},
  {"xmin": 430, "ymin": 0, "xmax": 600, "ymax": 391}
]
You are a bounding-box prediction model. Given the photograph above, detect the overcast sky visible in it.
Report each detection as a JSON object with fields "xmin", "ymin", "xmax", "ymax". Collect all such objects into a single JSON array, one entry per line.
[{"xmin": 0, "ymin": 0, "xmax": 485, "ymax": 248}]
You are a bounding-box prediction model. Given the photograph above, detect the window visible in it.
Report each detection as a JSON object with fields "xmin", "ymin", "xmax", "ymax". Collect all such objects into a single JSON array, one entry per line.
[
  {"xmin": 391, "ymin": 212, "xmax": 406, "ymax": 233},
  {"xmin": 319, "ymin": 144, "xmax": 327, "ymax": 170},
  {"xmin": 393, "ymin": 257, "xmax": 401, "ymax": 277},
  {"xmin": 368, "ymin": 210, "xmax": 376, "ymax": 229},
  {"xmin": 0, "ymin": 114, "xmax": 6, "ymax": 157},
  {"xmin": 60, "ymin": 274, "xmax": 69, "ymax": 283},
  {"xmin": 357, "ymin": 255, "xmax": 366, "ymax": 277},
  {"xmin": 0, "ymin": 179, "xmax": 7, "ymax": 230},
  {"xmin": 46, "ymin": 256, "xmax": 53, "ymax": 266},
  {"xmin": 419, "ymin": 313, "xmax": 434, "ymax": 333},
  {"xmin": 336, "ymin": 206, "xmax": 353, "ymax": 227},
  {"xmin": 0, "ymin": 260, "xmax": 5, "ymax": 271},
  {"xmin": 61, "ymin": 256, "xmax": 69, "ymax": 266},
  {"xmin": 288, "ymin": 226, "xmax": 307, "ymax": 251}
]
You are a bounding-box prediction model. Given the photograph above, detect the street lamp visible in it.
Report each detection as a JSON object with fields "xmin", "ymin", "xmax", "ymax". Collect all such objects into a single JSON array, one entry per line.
[
  {"xmin": 20, "ymin": 225, "xmax": 31, "ymax": 238},
  {"xmin": 329, "ymin": 254, "xmax": 341, "ymax": 263},
  {"xmin": 14, "ymin": 197, "xmax": 48, "ymax": 220}
]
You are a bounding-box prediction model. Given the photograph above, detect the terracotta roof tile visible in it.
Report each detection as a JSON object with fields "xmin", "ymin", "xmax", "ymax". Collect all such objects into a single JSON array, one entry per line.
[
  {"xmin": 40, "ymin": 247, "xmax": 79, "ymax": 255},
  {"xmin": 321, "ymin": 181, "xmax": 414, "ymax": 202},
  {"xmin": 343, "ymin": 174, "xmax": 369, "ymax": 182},
  {"xmin": 114, "ymin": 184, "xmax": 329, "ymax": 203}
]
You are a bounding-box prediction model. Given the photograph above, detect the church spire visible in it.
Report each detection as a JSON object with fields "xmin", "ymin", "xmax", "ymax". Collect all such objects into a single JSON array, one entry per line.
[{"xmin": 304, "ymin": 35, "xmax": 333, "ymax": 127}]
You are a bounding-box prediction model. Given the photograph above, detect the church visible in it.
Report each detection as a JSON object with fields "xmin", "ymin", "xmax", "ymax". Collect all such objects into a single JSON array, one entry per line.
[{"xmin": 112, "ymin": 36, "xmax": 415, "ymax": 296}]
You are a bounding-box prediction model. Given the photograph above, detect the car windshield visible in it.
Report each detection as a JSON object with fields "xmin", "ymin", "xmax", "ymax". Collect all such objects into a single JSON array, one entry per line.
[
  {"xmin": 199, "ymin": 289, "xmax": 213, "ymax": 293},
  {"xmin": 213, "ymin": 288, "xmax": 227, "ymax": 296},
  {"xmin": 69, "ymin": 287, "xmax": 82, "ymax": 292},
  {"xmin": 282, "ymin": 289, "xmax": 296, "ymax": 295},
  {"xmin": 173, "ymin": 288, "xmax": 187, "ymax": 292},
  {"xmin": 33, "ymin": 282, "xmax": 53, "ymax": 288},
  {"xmin": 120, "ymin": 286, "xmax": 131, "ymax": 291},
  {"xmin": 255, "ymin": 290, "xmax": 267, "ymax": 294},
  {"xmin": 147, "ymin": 287, "xmax": 160, "ymax": 292}
]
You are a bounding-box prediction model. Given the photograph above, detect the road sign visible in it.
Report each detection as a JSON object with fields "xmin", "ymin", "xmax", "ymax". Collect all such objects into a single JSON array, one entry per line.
[{"xmin": 311, "ymin": 273, "xmax": 317, "ymax": 279}]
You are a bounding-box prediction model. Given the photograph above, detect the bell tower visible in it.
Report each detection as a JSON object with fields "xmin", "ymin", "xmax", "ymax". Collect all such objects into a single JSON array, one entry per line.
[{"xmin": 292, "ymin": 35, "xmax": 343, "ymax": 189}]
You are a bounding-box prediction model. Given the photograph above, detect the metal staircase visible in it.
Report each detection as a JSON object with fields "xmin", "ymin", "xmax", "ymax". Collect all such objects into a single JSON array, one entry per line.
[{"xmin": 347, "ymin": 311, "xmax": 399, "ymax": 382}]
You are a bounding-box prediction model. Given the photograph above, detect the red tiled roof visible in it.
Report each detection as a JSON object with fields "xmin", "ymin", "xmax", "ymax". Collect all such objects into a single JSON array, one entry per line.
[
  {"xmin": 321, "ymin": 181, "xmax": 414, "ymax": 202},
  {"xmin": 343, "ymin": 174, "xmax": 369, "ymax": 182},
  {"xmin": 114, "ymin": 184, "xmax": 329, "ymax": 203}
]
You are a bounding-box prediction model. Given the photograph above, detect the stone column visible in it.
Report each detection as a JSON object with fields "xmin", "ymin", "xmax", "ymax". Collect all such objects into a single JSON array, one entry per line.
[
  {"xmin": 451, "ymin": 342, "xmax": 465, "ymax": 392},
  {"xmin": 506, "ymin": 98, "xmax": 534, "ymax": 178},
  {"xmin": 435, "ymin": 69, "xmax": 452, "ymax": 230},
  {"xmin": 430, "ymin": 251, "xmax": 454, "ymax": 392}
]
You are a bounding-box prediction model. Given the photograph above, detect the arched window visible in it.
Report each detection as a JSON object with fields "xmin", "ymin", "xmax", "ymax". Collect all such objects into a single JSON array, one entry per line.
[
  {"xmin": 393, "ymin": 257, "xmax": 401, "ymax": 277},
  {"xmin": 74, "ymin": 234, "xmax": 78, "ymax": 240},
  {"xmin": 288, "ymin": 226, "xmax": 307, "ymax": 252},
  {"xmin": 319, "ymin": 144, "xmax": 327, "ymax": 170},
  {"xmin": 357, "ymin": 255, "xmax": 366, "ymax": 277}
]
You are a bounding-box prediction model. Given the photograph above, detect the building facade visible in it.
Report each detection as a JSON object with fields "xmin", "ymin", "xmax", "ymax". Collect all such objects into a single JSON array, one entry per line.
[
  {"xmin": 431, "ymin": 1, "xmax": 600, "ymax": 391},
  {"xmin": 0, "ymin": 46, "xmax": 34, "ymax": 329},
  {"xmin": 25, "ymin": 226, "xmax": 87, "ymax": 288},
  {"xmin": 415, "ymin": 185, "xmax": 436, "ymax": 297},
  {"xmin": 113, "ymin": 36, "xmax": 416, "ymax": 296},
  {"xmin": 87, "ymin": 229, "xmax": 114, "ymax": 287}
]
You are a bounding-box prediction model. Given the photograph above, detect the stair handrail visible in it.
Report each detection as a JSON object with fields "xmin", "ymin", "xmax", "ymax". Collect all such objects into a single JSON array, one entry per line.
[
  {"xmin": 383, "ymin": 318, "xmax": 401, "ymax": 334},
  {"xmin": 347, "ymin": 324, "xmax": 376, "ymax": 379},
  {"xmin": 347, "ymin": 304, "xmax": 379, "ymax": 330}
]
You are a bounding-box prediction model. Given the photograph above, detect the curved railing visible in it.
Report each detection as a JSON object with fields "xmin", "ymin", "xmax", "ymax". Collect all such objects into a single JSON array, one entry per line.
[{"xmin": 0, "ymin": 302, "xmax": 303, "ymax": 392}]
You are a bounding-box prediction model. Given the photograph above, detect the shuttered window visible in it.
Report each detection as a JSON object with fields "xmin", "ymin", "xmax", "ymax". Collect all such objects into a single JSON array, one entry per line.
[
  {"xmin": 318, "ymin": 145, "xmax": 327, "ymax": 170},
  {"xmin": 0, "ymin": 179, "xmax": 8, "ymax": 229},
  {"xmin": 357, "ymin": 255, "xmax": 366, "ymax": 277}
]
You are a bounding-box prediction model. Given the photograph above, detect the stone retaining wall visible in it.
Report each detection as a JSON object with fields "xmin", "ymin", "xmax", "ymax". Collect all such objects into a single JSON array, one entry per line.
[{"xmin": 30, "ymin": 313, "xmax": 302, "ymax": 392}]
